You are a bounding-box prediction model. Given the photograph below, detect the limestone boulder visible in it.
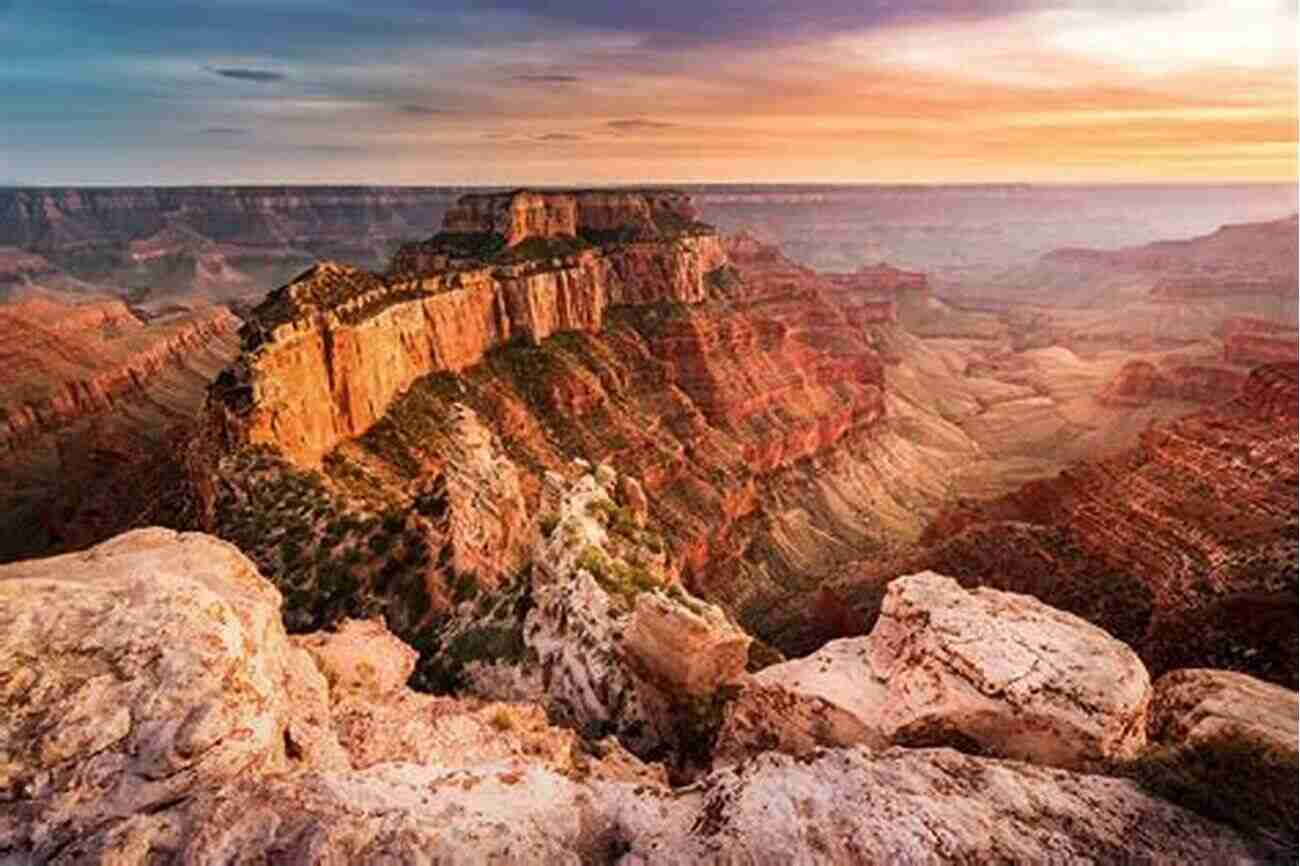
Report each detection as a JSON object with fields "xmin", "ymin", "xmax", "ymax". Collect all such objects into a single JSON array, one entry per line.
[
  {"xmin": 751, "ymin": 571, "xmax": 1151, "ymax": 770},
  {"xmin": 54, "ymin": 760, "xmax": 632, "ymax": 866},
  {"xmin": 624, "ymin": 591, "xmax": 750, "ymax": 697},
  {"xmin": 713, "ymin": 678, "xmax": 873, "ymax": 766},
  {"xmin": 1138, "ymin": 668, "xmax": 1299, "ymax": 838},
  {"xmin": 293, "ymin": 616, "xmax": 416, "ymax": 697},
  {"xmin": 1149, "ymin": 668, "xmax": 1297, "ymax": 757},
  {"xmin": 620, "ymin": 747, "xmax": 1273, "ymax": 865},
  {"xmin": 0, "ymin": 529, "xmax": 319, "ymax": 858}
]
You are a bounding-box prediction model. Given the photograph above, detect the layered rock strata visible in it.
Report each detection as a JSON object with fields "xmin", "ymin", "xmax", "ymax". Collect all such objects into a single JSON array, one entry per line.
[
  {"xmin": 1097, "ymin": 359, "xmax": 1247, "ymax": 407},
  {"xmin": 422, "ymin": 463, "xmax": 750, "ymax": 765},
  {"xmin": 842, "ymin": 363, "xmax": 1300, "ymax": 688},
  {"xmin": 0, "ymin": 295, "xmax": 239, "ymax": 452},
  {"xmin": 443, "ymin": 189, "xmax": 701, "ymax": 245},
  {"xmin": 208, "ymin": 194, "xmax": 726, "ymax": 466}
]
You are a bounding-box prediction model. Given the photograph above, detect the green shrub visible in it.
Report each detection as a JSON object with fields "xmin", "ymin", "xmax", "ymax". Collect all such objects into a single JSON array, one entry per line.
[
  {"xmin": 451, "ymin": 570, "xmax": 480, "ymax": 603},
  {"xmin": 1118, "ymin": 740, "xmax": 1299, "ymax": 848}
]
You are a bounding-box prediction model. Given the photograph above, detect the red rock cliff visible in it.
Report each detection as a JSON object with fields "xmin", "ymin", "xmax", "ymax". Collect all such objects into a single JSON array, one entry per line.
[
  {"xmin": 1, "ymin": 296, "xmax": 239, "ymax": 452},
  {"xmin": 208, "ymin": 191, "xmax": 727, "ymax": 466},
  {"xmin": 442, "ymin": 189, "xmax": 700, "ymax": 246}
]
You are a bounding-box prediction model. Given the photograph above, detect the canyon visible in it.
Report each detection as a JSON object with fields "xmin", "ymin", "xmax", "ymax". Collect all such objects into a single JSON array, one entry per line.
[{"xmin": 0, "ymin": 186, "xmax": 1294, "ymax": 861}]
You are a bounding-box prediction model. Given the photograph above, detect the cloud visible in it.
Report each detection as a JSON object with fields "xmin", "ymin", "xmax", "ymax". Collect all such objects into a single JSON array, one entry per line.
[
  {"xmin": 511, "ymin": 73, "xmax": 580, "ymax": 84},
  {"xmin": 200, "ymin": 126, "xmax": 249, "ymax": 135},
  {"xmin": 210, "ymin": 67, "xmax": 286, "ymax": 83},
  {"xmin": 534, "ymin": 132, "xmax": 584, "ymax": 141},
  {"xmin": 607, "ymin": 118, "xmax": 677, "ymax": 131},
  {"xmin": 397, "ymin": 103, "xmax": 449, "ymax": 115}
]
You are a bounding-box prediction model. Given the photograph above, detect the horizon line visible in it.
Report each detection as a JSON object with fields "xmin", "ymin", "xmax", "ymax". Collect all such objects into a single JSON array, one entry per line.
[{"xmin": 4, "ymin": 179, "xmax": 1298, "ymax": 190}]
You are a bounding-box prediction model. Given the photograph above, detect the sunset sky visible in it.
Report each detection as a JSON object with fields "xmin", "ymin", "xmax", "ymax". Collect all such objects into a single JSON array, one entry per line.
[{"xmin": 3, "ymin": 0, "xmax": 1297, "ymax": 184}]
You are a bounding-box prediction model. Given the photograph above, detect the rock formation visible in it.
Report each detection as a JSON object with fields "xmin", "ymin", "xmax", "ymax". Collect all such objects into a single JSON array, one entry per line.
[
  {"xmin": 0, "ymin": 185, "xmax": 469, "ymax": 302},
  {"xmin": 1142, "ymin": 668, "xmax": 1298, "ymax": 839},
  {"xmin": 1097, "ymin": 359, "xmax": 1247, "ymax": 407},
  {"xmin": 443, "ymin": 189, "xmax": 701, "ymax": 246},
  {"xmin": 833, "ymin": 363, "xmax": 1299, "ymax": 688},
  {"xmin": 195, "ymin": 200, "xmax": 909, "ymax": 657},
  {"xmin": 1044, "ymin": 214, "xmax": 1298, "ymax": 298},
  {"xmin": 2, "ymin": 528, "xmax": 1289, "ymax": 863},
  {"xmin": 724, "ymin": 572, "xmax": 1150, "ymax": 770},
  {"xmin": 0, "ymin": 293, "xmax": 239, "ymax": 453},
  {"xmin": 0, "ymin": 293, "xmax": 241, "ymax": 562},
  {"xmin": 418, "ymin": 463, "xmax": 750, "ymax": 768},
  {"xmin": 206, "ymin": 194, "xmax": 726, "ymax": 467}
]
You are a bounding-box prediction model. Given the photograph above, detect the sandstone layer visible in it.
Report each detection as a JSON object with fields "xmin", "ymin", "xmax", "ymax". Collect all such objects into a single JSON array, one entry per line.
[
  {"xmin": 0, "ymin": 185, "xmax": 470, "ymax": 303},
  {"xmin": 443, "ymin": 189, "xmax": 701, "ymax": 246},
  {"xmin": 0, "ymin": 293, "xmax": 239, "ymax": 453},
  {"xmin": 827, "ymin": 362, "xmax": 1299, "ymax": 688},
  {"xmin": 197, "ymin": 206, "xmax": 904, "ymax": 656},
  {"xmin": 0, "ymin": 292, "xmax": 241, "ymax": 562},
  {"xmin": 207, "ymin": 196, "xmax": 726, "ymax": 467}
]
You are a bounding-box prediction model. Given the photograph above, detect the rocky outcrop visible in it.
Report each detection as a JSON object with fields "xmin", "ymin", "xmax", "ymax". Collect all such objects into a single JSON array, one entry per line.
[
  {"xmin": 1044, "ymin": 214, "xmax": 1298, "ymax": 297},
  {"xmin": 1225, "ymin": 333, "xmax": 1299, "ymax": 366},
  {"xmin": 859, "ymin": 362, "xmax": 1299, "ymax": 689},
  {"xmin": 621, "ymin": 746, "xmax": 1267, "ymax": 865},
  {"xmin": 442, "ymin": 189, "xmax": 700, "ymax": 246},
  {"xmin": 426, "ymin": 463, "xmax": 750, "ymax": 765},
  {"xmin": 0, "ymin": 186, "xmax": 467, "ymax": 300},
  {"xmin": 0, "ymin": 529, "xmax": 310, "ymax": 857},
  {"xmin": 1150, "ymin": 669, "xmax": 1297, "ymax": 766},
  {"xmin": 2, "ymin": 527, "xmax": 1281, "ymax": 864},
  {"xmin": 207, "ymin": 193, "xmax": 727, "ymax": 467},
  {"xmin": 1137, "ymin": 668, "xmax": 1299, "ymax": 842},
  {"xmin": 733, "ymin": 572, "xmax": 1150, "ymax": 770},
  {"xmin": 0, "ymin": 294, "xmax": 240, "ymax": 452},
  {"xmin": 1097, "ymin": 359, "xmax": 1247, "ymax": 407}
]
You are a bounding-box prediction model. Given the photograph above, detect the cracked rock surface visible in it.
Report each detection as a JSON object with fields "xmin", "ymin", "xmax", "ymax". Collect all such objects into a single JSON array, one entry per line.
[
  {"xmin": 749, "ymin": 571, "xmax": 1150, "ymax": 769},
  {"xmin": 0, "ymin": 530, "xmax": 1278, "ymax": 864}
]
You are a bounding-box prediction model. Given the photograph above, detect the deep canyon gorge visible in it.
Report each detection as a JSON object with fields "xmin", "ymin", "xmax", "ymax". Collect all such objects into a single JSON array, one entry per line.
[{"xmin": 0, "ymin": 186, "xmax": 1296, "ymax": 864}]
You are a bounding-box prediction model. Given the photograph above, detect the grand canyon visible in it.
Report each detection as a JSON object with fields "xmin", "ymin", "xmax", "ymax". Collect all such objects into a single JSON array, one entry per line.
[
  {"xmin": 1, "ymin": 183, "xmax": 1295, "ymax": 863},
  {"xmin": 2, "ymin": 0, "xmax": 1298, "ymax": 862}
]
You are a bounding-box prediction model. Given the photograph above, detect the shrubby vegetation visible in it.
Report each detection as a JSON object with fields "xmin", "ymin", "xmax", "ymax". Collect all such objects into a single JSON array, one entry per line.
[{"xmin": 215, "ymin": 446, "xmax": 432, "ymax": 635}]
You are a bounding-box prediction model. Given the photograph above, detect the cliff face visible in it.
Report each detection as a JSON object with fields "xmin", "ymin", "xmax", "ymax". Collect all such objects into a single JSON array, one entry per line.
[
  {"xmin": 0, "ymin": 292, "xmax": 242, "ymax": 562},
  {"xmin": 0, "ymin": 295, "xmax": 239, "ymax": 452},
  {"xmin": 0, "ymin": 186, "xmax": 462, "ymax": 250},
  {"xmin": 1044, "ymin": 214, "xmax": 1299, "ymax": 298},
  {"xmin": 442, "ymin": 189, "xmax": 699, "ymax": 245},
  {"xmin": 198, "ymin": 199, "xmax": 899, "ymax": 653},
  {"xmin": 3, "ymin": 528, "xmax": 1283, "ymax": 864},
  {"xmin": 208, "ymin": 208, "xmax": 727, "ymax": 466},
  {"xmin": 0, "ymin": 186, "xmax": 473, "ymax": 302},
  {"xmin": 1096, "ymin": 360, "xmax": 1247, "ymax": 408}
]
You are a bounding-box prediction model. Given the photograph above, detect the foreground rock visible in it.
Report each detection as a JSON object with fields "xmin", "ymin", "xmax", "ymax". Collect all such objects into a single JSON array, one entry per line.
[
  {"xmin": 0, "ymin": 529, "xmax": 1279, "ymax": 863},
  {"xmin": 0, "ymin": 529, "xmax": 306, "ymax": 857},
  {"xmin": 1134, "ymin": 668, "xmax": 1299, "ymax": 841},
  {"xmin": 736, "ymin": 572, "xmax": 1150, "ymax": 770},
  {"xmin": 619, "ymin": 747, "xmax": 1267, "ymax": 866}
]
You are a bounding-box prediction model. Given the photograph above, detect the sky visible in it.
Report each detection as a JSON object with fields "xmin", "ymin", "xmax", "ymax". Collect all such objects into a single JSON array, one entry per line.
[{"xmin": 1, "ymin": 0, "xmax": 1297, "ymax": 185}]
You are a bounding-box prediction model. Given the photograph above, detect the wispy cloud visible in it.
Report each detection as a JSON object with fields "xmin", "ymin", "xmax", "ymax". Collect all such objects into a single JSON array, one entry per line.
[
  {"xmin": 607, "ymin": 118, "xmax": 677, "ymax": 131},
  {"xmin": 210, "ymin": 67, "xmax": 286, "ymax": 83},
  {"xmin": 397, "ymin": 103, "xmax": 449, "ymax": 116},
  {"xmin": 511, "ymin": 73, "xmax": 580, "ymax": 84},
  {"xmin": 200, "ymin": 126, "xmax": 249, "ymax": 135},
  {"xmin": 535, "ymin": 132, "xmax": 584, "ymax": 141}
]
